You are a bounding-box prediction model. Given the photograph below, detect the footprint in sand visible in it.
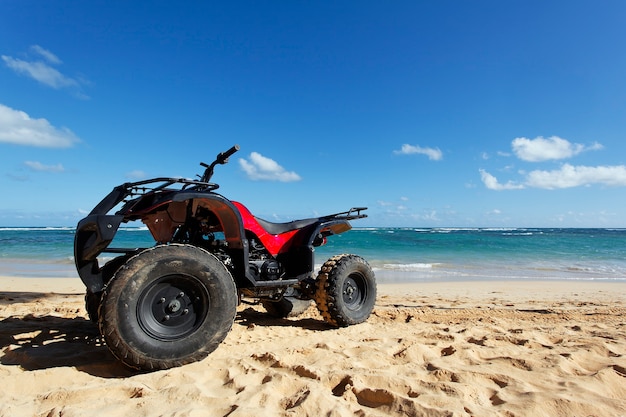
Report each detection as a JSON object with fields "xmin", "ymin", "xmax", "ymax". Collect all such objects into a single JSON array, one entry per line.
[
  {"xmin": 353, "ymin": 387, "xmax": 395, "ymax": 408},
  {"xmin": 613, "ymin": 364, "xmax": 626, "ymax": 377}
]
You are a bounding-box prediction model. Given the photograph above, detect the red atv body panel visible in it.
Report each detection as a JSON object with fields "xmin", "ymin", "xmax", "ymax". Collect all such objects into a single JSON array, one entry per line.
[{"xmin": 232, "ymin": 201, "xmax": 299, "ymax": 257}]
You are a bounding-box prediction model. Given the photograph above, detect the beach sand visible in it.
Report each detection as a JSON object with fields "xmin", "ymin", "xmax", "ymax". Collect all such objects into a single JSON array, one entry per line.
[{"xmin": 1, "ymin": 276, "xmax": 625, "ymax": 417}]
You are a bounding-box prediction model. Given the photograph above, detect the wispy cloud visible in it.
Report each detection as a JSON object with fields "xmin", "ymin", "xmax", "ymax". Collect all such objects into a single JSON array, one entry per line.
[
  {"xmin": 394, "ymin": 144, "xmax": 443, "ymax": 161},
  {"xmin": 24, "ymin": 161, "xmax": 65, "ymax": 173},
  {"xmin": 2, "ymin": 56, "xmax": 77, "ymax": 88},
  {"xmin": 2, "ymin": 45, "xmax": 89, "ymax": 98},
  {"xmin": 0, "ymin": 104, "xmax": 80, "ymax": 148},
  {"xmin": 512, "ymin": 136, "xmax": 603, "ymax": 162},
  {"xmin": 30, "ymin": 45, "xmax": 62, "ymax": 65},
  {"xmin": 239, "ymin": 152, "xmax": 301, "ymax": 182}
]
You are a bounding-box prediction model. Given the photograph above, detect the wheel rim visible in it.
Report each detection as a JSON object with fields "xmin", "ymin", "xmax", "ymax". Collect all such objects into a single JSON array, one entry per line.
[
  {"xmin": 342, "ymin": 273, "xmax": 367, "ymax": 310},
  {"xmin": 137, "ymin": 274, "xmax": 209, "ymax": 341}
]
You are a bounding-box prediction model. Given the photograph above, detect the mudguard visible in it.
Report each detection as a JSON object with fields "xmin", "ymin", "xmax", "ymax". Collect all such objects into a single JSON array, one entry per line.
[{"xmin": 74, "ymin": 214, "xmax": 124, "ymax": 292}]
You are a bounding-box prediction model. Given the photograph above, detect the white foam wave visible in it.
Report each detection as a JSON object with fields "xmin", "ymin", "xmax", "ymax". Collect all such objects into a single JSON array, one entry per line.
[
  {"xmin": 381, "ymin": 263, "xmax": 436, "ymax": 271},
  {"xmin": 0, "ymin": 227, "xmax": 74, "ymax": 231},
  {"xmin": 119, "ymin": 226, "xmax": 149, "ymax": 232}
]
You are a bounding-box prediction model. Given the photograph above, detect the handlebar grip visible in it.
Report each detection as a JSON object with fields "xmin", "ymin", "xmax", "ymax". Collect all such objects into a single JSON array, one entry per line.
[
  {"xmin": 217, "ymin": 144, "xmax": 240, "ymax": 164},
  {"xmin": 223, "ymin": 144, "xmax": 240, "ymax": 158}
]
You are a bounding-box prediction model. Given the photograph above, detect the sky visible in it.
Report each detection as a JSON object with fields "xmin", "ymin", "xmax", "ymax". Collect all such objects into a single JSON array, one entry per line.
[{"xmin": 1, "ymin": 1, "xmax": 626, "ymax": 228}]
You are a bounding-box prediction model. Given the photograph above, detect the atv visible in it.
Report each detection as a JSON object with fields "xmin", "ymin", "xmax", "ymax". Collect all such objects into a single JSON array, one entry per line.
[{"xmin": 74, "ymin": 145, "xmax": 376, "ymax": 370}]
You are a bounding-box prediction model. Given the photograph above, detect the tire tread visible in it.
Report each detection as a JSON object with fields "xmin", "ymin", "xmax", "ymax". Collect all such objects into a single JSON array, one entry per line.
[{"xmin": 314, "ymin": 254, "xmax": 376, "ymax": 327}]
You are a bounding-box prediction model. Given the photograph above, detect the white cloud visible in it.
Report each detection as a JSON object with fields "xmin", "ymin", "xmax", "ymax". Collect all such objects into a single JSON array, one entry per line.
[
  {"xmin": 2, "ymin": 46, "xmax": 88, "ymax": 97},
  {"xmin": 2, "ymin": 56, "xmax": 78, "ymax": 89},
  {"xmin": 479, "ymin": 169, "xmax": 525, "ymax": 190},
  {"xmin": 30, "ymin": 45, "xmax": 62, "ymax": 65},
  {"xmin": 480, "ymin": 164, "xmax": 626, "ymax": 190},
  {"xmin": 512, "ymin": 136, "xmax": 603, "ymax": 162},
  {"xmin": 239, "ymin": 152, "xmax": 301, "ymax": 182},
  {"xmin": 24, "ymin": 161, "xmax": 65, "ymax": 173},
  {"xmin": 0, "ymin": 104, "xmax": 80, "ymax": 147},
  {"xmin": 525, "ymin": 164, "xmax": 626, "ymax": 189},
  {"xmin": 394, "ymin": 144, "xmax": 443, "ymax": 161}
]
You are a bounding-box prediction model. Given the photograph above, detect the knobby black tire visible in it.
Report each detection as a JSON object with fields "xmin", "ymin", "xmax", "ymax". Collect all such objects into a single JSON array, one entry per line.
[
  {"xmin": 314, "ymin": 254, "xmax": 377, "ymax": 327},
  {"xmin": 98, "ymin": 244, "xmax": 237, "ymax": 371}
]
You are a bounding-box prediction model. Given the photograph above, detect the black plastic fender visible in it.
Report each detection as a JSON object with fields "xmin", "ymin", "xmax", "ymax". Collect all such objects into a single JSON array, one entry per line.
[{"xmin": 74, "ymin": 214, "xmax": 124, "ymax": 292}]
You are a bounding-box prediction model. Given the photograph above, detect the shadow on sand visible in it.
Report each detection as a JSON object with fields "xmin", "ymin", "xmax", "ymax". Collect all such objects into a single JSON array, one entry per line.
[
  {"xmin": 0, "ymin": 313, "xmax": 138, "ymax": 378},
  {"xmin": 0, "ymin": 297, "xmax": 333, "ymax": 377}
]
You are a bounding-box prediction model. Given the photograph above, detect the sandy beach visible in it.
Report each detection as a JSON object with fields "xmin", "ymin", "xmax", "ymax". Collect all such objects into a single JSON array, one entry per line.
[{"xmin": 1, "ymin": 276, "xmax": 625, "ymax": 417}]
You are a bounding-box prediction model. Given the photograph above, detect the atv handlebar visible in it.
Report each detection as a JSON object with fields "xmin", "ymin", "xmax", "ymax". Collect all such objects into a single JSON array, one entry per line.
[
  {"xmin": 199, "ymin": 144, "xmax": 240, "ymax": 183},
  {"xmin": 217, "ymin": 144, "xmax": 240, "ymax": 164}
]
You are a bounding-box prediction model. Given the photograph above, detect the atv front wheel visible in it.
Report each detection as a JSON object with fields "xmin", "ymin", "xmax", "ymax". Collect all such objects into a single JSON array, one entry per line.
[
  {"xmin": 314, "ymin": 254, "xmax": 376, "ymax": 327},
  {"xmin": 99, "ymin": 244, "xmax": 237, "ymax": 370}
]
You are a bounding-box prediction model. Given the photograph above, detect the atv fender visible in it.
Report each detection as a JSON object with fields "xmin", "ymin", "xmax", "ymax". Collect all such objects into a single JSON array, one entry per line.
[
  {"xmin": 169, "ymin": 192, "xmax": 255, "ymax": 287},
  {"xmin": 74, "ymin": 214, "xmax": 124, "ymax": 292},
  {"xmin": 172, "ymin": 192, "xmax": 246, "ymax": 249}
]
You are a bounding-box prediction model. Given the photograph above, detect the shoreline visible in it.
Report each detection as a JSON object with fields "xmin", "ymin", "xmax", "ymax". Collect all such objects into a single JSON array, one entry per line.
[
  {"xmin": 2, "ymin": 274, "xmax": 626, "ymax": 294},
  {"xmin": 3, "ymin": 260, "xmax": 626, "ymax": 283}
]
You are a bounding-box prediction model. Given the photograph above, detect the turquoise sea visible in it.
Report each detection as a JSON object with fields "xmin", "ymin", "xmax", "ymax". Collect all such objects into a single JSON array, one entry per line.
[{"xmin": 1, "ymin": 227, "xmax": 626, "ymax": 283}]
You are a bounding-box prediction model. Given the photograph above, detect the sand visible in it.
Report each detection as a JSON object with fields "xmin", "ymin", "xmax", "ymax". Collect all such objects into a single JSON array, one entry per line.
[{"xmin": 0, "ymin": 276, "xmax": 625, "ymax": 417}]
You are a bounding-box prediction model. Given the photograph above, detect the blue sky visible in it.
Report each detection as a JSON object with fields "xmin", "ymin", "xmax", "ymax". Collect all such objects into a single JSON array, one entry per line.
[{"xmin": 1, "ymin": 1, "xmax": 626, "ymax": 227}]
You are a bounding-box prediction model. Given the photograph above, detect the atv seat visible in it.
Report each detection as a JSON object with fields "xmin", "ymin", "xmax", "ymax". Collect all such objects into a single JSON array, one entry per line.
[
  {"xmin": 232, "ymin": 201, "xmax": 323, "ymax": 256},
  {"xmin": 254, "ymin": 216, "xmax": 320, "ymax": 235},
  {"xmin": 233, "ymin": 202, "xmax": 319, "ymax": 235}
]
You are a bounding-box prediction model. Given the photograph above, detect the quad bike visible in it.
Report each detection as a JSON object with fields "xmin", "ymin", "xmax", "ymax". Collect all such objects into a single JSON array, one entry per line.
[{"xmin": 74, "ymin": 145, "xmax": 376, "ymax": 371}]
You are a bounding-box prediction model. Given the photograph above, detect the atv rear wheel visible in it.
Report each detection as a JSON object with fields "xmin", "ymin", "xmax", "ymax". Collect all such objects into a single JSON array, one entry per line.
[
  {"xmin": 314, "ymin": 254, "xmax": 376, "ymax": 327},
  {"xmin": 98, "ymin": 244, "xmax": 237, "ymax": 370}
]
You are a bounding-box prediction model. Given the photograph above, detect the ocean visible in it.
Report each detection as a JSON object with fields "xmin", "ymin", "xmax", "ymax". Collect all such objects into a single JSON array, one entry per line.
[{"xmin": 1, "ymin": 227, "xmax": 626, "ymax": 283}]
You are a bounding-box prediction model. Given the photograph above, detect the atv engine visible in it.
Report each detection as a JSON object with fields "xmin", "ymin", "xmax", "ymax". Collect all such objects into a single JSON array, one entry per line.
[
  {"xmin": 248, "ymin": 259, "xmax": 282, "ymax": 281},
  {"xmin": 247, "ymin": 236, "xmax": 282, "ymax": 280}
]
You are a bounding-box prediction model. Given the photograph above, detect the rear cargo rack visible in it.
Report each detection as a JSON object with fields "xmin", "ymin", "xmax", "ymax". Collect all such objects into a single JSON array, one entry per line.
[{"xmin": 324, "ymin": 207, "xmax": 368, "ymax": 221}]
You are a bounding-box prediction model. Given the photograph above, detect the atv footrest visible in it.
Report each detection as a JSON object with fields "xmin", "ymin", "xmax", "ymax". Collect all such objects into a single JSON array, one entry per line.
[{"xmin": 252, "ymin": 279, "xmax": 299, "ymax": 287}]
